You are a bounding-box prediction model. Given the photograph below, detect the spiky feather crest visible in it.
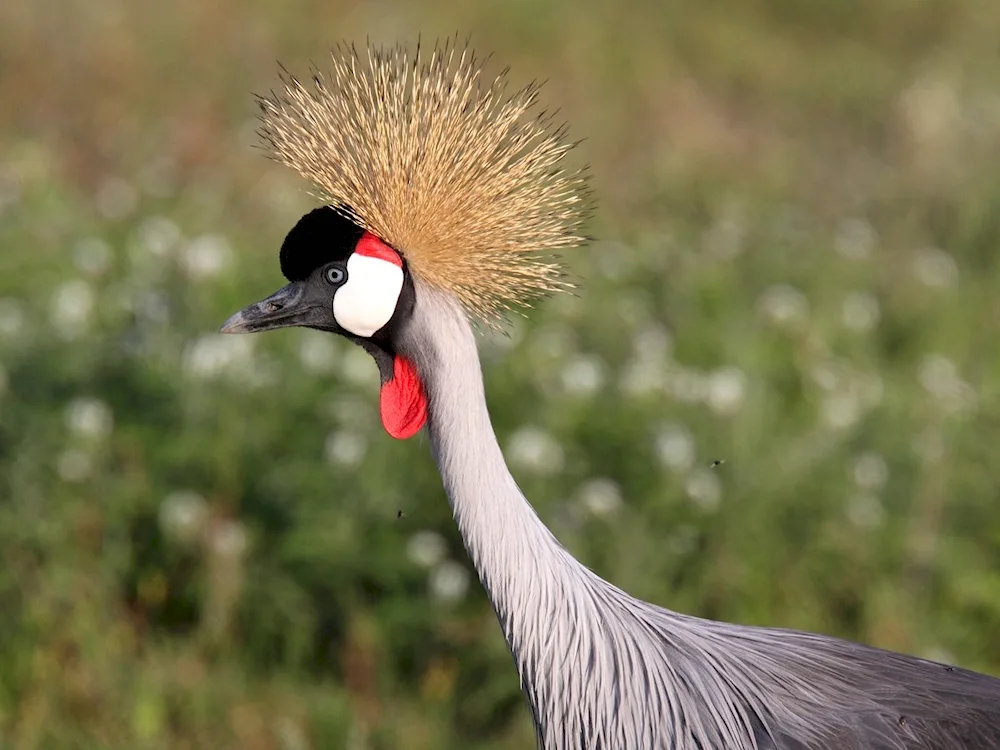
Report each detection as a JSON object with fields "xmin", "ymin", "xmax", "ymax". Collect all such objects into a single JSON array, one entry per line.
[{"xmin": 256, "ymin": 39, "xmax": 592, "ymax": 325}]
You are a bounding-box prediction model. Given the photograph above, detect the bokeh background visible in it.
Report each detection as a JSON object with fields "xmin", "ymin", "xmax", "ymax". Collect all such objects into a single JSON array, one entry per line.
[{"xmin": 3, "ymin": 1, "xmax": 1000, "ymax": 747}]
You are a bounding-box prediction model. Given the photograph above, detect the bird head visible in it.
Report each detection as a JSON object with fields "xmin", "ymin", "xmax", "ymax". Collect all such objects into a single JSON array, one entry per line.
[
  {"xmin": 221, "ymin": 204, "xmax": 423, "ymax": 438},
  {"xmin": 221, "ymin": 40, "xmax": 591, "ymax": 439}
]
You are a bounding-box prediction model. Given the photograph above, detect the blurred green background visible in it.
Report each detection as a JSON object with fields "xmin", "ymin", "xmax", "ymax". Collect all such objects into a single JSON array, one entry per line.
[{"xmin": 2, "ymin": 0, "xmax": 1000, "ymax": 748}]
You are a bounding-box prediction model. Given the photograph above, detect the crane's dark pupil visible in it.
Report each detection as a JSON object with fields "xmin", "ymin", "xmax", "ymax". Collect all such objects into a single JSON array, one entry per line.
[
  {"xmin": 325, "ymin": 266, "xmax": 346, "ymax": 285},
  {"xmin": 279, "ymin": 205, "xmax": 364, "ymax": 282}
]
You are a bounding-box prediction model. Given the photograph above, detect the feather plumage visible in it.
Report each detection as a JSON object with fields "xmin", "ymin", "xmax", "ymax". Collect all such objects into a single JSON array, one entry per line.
[
  {"xmin": 256, "ymin": 39, "xmax": 591, "ymax": 325},
  {"xmin": 249, "ymin": 40, "xmax": 1000, "ymax": 749},
  {"xmin": 399, "ymin": 283, "xmax": 1000, "ymax": 749}
]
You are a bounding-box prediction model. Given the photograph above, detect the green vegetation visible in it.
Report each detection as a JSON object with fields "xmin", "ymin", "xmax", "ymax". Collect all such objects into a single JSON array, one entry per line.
[{"xmin": 2, "ymin": 0, "xmax": 1000, "ymax": 747}]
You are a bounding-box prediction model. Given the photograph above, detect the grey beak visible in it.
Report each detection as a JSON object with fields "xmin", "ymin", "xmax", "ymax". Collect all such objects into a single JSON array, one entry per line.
[{"xmin": 220, "ymin": 281, "xmax": 311, "ymax": 334}]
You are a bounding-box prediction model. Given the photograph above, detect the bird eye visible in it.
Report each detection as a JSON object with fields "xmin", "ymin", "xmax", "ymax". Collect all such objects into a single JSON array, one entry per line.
[{"xmin": 325, "ymin": 266, "xmax": 346, "ymax": 286}]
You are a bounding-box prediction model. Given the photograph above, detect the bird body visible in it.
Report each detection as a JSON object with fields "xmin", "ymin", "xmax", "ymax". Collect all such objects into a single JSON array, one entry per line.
[
  {"xmin": 402, "ymin": 281, "xmax": 1000, "ymax": 749},
  {"xmin": 222, "ymin": 40, "xmax": 1000, "ymax": 749}
]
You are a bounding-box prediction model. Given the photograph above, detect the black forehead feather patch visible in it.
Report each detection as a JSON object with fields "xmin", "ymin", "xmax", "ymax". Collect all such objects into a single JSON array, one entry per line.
[{"xmin": 279, "ymin": 206, "xmax": 365, "ymax": 282}]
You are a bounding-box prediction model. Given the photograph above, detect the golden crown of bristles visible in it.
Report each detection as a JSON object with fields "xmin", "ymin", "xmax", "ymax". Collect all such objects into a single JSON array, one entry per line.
[{"xmin": 256, "ymin": 39, "xmax": 592, "ymax": 325}]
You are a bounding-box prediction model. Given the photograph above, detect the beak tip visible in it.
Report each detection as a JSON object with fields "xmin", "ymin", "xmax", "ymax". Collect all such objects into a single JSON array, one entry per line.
[
  {"xmin": 219, "ymin": 283, "xmax": 305, "ymax": 335},
  {"xmin": 219, "ymin": 313, "xmax": 246, "ymax": 334}
]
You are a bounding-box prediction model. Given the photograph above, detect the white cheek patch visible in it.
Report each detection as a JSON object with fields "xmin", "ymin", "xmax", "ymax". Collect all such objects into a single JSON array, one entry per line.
[{"xmin": 333, "ymin": 253, "xmax": 404, "ymax": 337}]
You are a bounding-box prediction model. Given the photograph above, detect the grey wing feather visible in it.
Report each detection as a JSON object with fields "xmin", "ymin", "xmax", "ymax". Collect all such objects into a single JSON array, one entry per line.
[
  {"xmin": 738, "ymin": 627, "xmax": 1000, "ymax": 749},
  {"xmin": 405, "ymin": 273, "xmax": 1000, "ymax": 750},
  {"xmin": 509, "ymin": 562, "xmax": 1000, "ymax": 750}
]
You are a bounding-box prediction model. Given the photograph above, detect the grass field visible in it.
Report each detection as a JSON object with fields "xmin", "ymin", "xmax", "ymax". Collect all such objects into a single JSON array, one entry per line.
[{"xmin": 2, "ymin": 1, "xmax": 1000, "ymax": 747}]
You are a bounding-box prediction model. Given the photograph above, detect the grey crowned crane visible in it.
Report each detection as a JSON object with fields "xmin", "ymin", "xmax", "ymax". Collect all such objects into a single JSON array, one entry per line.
[{"xmin": 221, "ymin": 40, "xmax": 1000, "ymax": 750}]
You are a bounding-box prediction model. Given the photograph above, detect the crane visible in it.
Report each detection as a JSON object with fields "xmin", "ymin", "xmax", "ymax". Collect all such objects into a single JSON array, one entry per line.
[{"xmin": 220, "ymin": 40, "xmax": 1000, "ymax": 749}]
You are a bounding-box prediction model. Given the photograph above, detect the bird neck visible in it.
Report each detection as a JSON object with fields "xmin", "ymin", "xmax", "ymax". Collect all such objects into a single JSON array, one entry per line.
[{"xmin": 402, "ymin": 289, "xmax": 581, "ymax": 671}]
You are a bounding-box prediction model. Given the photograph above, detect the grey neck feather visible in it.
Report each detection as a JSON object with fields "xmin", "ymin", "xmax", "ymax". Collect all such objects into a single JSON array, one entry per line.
[
  {"xmin": 399, "ymin": 285, "xmax": 586, "ymax": 718},
  {"xmin": 399, "ymin": 284, "xmax": 573, "ymax": 624},
  {"xmin": 396, "ymin": 282, "xmax": 1000, "ymax": 750},
  {"xmin": 397, "ymin": 284, "xmax": 758, "ymax": 748}
]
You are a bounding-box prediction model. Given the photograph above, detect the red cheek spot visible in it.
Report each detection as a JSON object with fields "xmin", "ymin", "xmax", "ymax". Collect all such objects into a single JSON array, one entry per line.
[
  {"xmin": 379, "ymin": 355, "xmax": 427, "ymax": 439},
  {"xmin": 355, "ymin": 232, "xmax": 403, "ymax": 267}
]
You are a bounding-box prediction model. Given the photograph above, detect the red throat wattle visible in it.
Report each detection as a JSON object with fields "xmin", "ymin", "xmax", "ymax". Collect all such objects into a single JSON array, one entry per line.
[{"xmin": 379, "ymin": 355, "xmax": 427, "ymax": 439}]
